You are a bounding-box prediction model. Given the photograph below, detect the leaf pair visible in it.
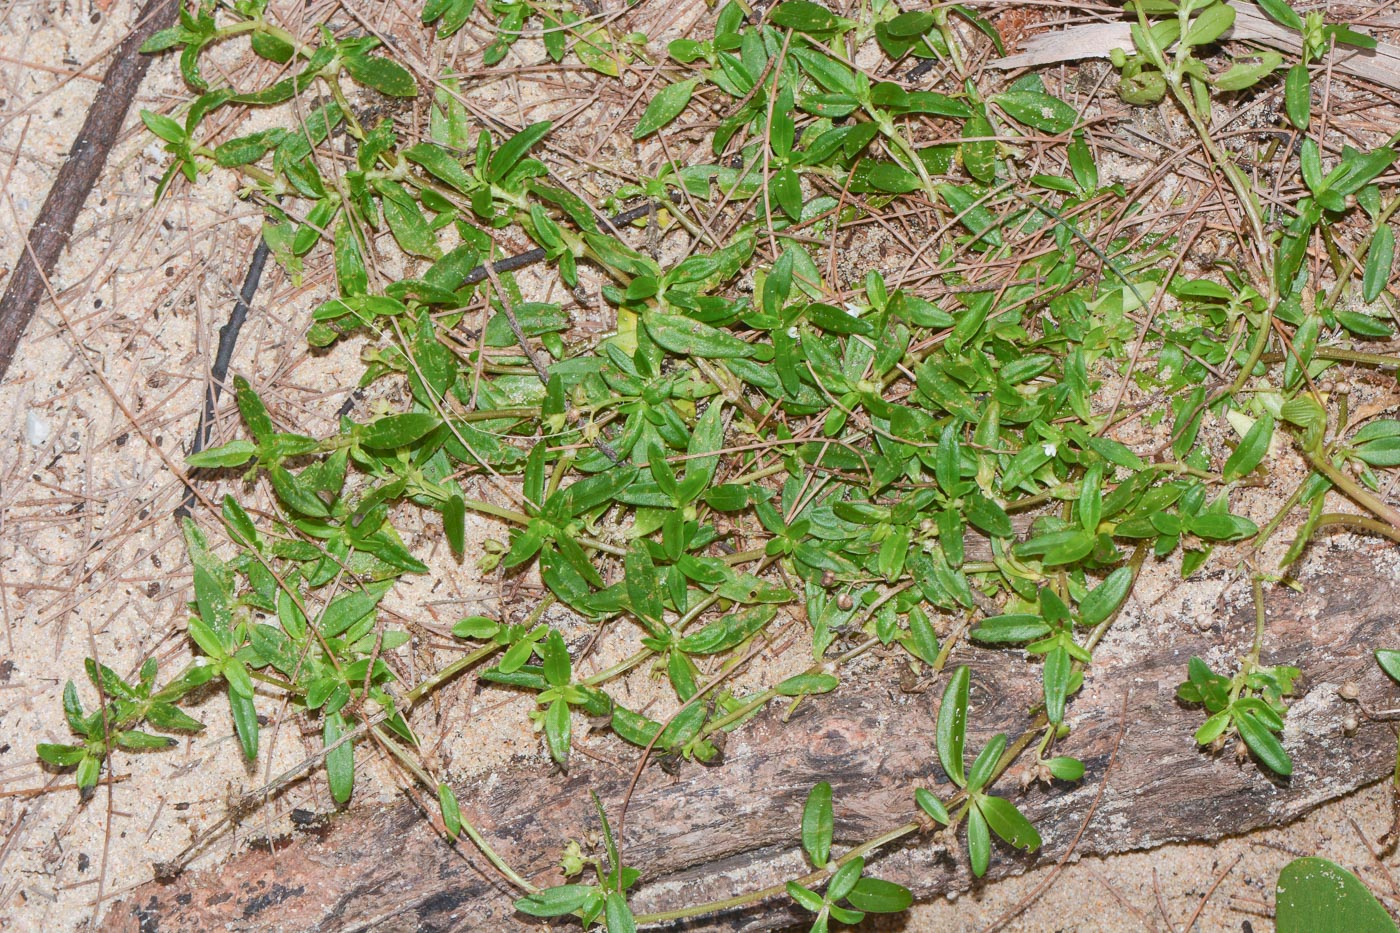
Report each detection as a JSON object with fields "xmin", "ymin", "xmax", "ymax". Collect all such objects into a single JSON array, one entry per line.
[{"xmin": 935, "ymin": 667, "xmax": 1042, "ymax": 876}]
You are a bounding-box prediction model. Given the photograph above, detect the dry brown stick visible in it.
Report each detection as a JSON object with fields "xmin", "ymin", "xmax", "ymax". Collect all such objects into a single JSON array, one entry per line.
[{"xmin": 0, "ymin": 0, "xmax": 177, "ymax": 384}]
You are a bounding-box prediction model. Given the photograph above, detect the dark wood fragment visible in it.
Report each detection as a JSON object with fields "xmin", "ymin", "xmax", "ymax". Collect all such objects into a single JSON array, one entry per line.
[
  {"xmin": 111, "ymin": 548, "xmax": 1400, "ymax": 931},
  {"xmin": 0, "ymin": 0, "xmax": 177, "ymax": 383}
]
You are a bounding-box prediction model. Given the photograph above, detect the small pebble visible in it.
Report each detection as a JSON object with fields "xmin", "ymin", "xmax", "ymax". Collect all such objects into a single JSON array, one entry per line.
[{"xmin": 24, "ymin": 411, "xmax": 50, "ymax": 447}]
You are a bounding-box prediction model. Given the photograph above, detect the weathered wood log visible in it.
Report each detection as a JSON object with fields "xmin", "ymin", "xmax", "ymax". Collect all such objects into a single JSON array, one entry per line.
[{"xmin": 113, "ymin": 545, "xmax": 1400, "ymax": 931}]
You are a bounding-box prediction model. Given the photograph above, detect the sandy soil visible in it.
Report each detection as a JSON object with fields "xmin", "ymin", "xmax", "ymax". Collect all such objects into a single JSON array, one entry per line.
[{"xmin": 1, "ymin": 2, "xmax": 1399, "ymax": 932}]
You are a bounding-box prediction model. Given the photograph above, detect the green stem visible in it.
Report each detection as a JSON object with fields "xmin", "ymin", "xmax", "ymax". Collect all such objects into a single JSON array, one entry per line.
[
  {"xmin": 372, "ymin": 724, "xmax": 538, "ymax": 893},
  {"xmin": 1312, "ymin": 512, "xmax": 1400, "ymax": 546},
  {"xmin": 1300, "ymin": 447, "xmax": 1400, "ymax": 531}
]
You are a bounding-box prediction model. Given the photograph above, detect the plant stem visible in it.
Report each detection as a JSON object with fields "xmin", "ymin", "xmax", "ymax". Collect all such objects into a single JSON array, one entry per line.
[{"xmin": 1300, "ymin": 447, "xmax": 1400, "ymax": 531}]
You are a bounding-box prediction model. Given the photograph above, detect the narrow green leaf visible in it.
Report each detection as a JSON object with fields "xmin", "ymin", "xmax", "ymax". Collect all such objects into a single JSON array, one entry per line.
[
  {"xmin": 324, "ymin": 710, "xmax": 354, "ymax": 802},
  {"xmin": 802, "ymin": 781, "xmax": 834, "ymax": 867},
  {"xmin": 937, "ymin": 666, "xmax": 970, "ymax": 787},
  {"xmin": 1364, "ymin": 225, "xmax": 1394, "ymax": 303},
  {"xmin": 444, "ymin": 494, "xmax": 466, "ymax": 557},
  {"xmin": 1224, "ymin": 412, "xmax": 1274, "ymax": 482},
  {"xmin": 967, "ymin": 802, "xmax": 991, "ymax": 876},
  {"xmin": 343, "ymin": 53, "xmax": 416, "ymax": 97},
  {"xmin": 634, "ymin": 78, "xmax": 699, "ymax": 138},
  {"xmin": 1255, "ymin": 0, "xmax": 1305, "ymax": 32},
  {"xmin": 488, "ymin": 121, "xmax": 552, "ymax": 182},
  {"xmin": 978, "ymin": 794, "xmax": 1042, "ymax": 852},
  {"xmin": 437, "ymin": 782, "xmax": 462, "ymax": 838}
]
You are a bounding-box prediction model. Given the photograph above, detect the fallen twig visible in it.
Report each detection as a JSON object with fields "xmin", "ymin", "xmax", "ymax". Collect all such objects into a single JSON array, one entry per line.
[{"xmin": 0, "ymin": 0, "xmax": 178, "ymax": 384}]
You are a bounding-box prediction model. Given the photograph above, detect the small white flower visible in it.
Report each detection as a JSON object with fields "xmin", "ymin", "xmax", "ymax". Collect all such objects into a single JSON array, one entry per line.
[
  {"xmin": 843, "ymin": 303, "xmax": 862, "ymax": 317},
  {"xmin": 1042, "ymin": 443, "xmax": 1057, "ymax": 457},
  {"xmin": 787, "ymin": 326, "xmax": 800, "ymax": 339}
]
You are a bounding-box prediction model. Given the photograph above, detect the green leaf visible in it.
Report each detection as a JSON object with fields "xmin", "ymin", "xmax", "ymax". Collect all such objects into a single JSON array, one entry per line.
[
  {"xmin": 229, "ymin": 689, "xmax": 259, "ymax": 760},
  {"xmin": 1014, "ymin": 528, "xmax": 1095, "ymax": 566},
  {"xmin": 937, "ymin": 666, "xmax": 970, "ymax": 787},
  {"xmin": 1255, "ymin": 0, "xmax": 1305, "ymax": 32},
  {"xmin": 915, "ymin": 787, "xmax": 949, "ymax": 824},
  {"xmin": 544, "ymin": 697, "xmax": 572, "ymax": 766},
  {"xmin": 404, "ymin": 142, "xmax": 476, "ymax": 194},
  {"xmin": 1224, "ymin": 412, "xmax": 1274, "ymax": 482},
  {"xmin": 324, "ymin": 710, "xmax": 354, "ymax": 803},
  {"xmin": 604, "ymin": 891, "xmax": 636, "ymax": 933},
  {"xmin": 645, "ymin": 312, "xmax": 756, "ymax": 359},
  {"xmin": 802, "ymin": 781, "xmax": 834, "ymax": 867},
  {"xmin": 1213, "ymin": 53, "xmax": 1282, "ymax": 92},
  {"xmin": 978, "ymin": 794, "xmax": 1042, "ymax": 852},
  {"xmin": 443, "ymin": 494, "xmax": 466, "ymax": 557},
  {"xmin": 319, "ymin": 584, "xmax": 389, "ymax": 638},
  {"xmin": 634, "ymin": 78, "xmax": 699, "ymax": 138},
  {"xmin": 1235, "ymin": 707, "xmax": 1292, "ymax": 775},
  {"xmin": 1079, "ymin": 567, "xmax": 1134, "ymax": 626},
  {"xmin": 1276, "ymin": 857, "xmax": 1399, "ymax": 933},
  {"xmin": 1364, "ymin": 225, "xmax": 1394, "ymax": 303},
  {"xmin": 516, "ymin": 884, "xmax": 598, "ymax": 917},
  {"xmin": 1045, "ymin": 756, "xmax": 1086, "ymax": 781},
  {"xmin": 677, "ymin": 606, "xmax": 776, "ymax": 654},
  {"xmin": 437, "ymin": 782, "xmax": 462, "ymax": 838},
  {"xmin": 488, "ymin": 121, "xmax": 552, "ymax": 182},
  {"xmin": 1284, "ymin": 63, "xmax": 1310, "ymax": 130},
  {"xmin": 787, "ymin": 881, "xmax": 825, "ymax": 913},
  {"xmin": 145, "ymin": 702, "xmax": 205, "ymax": 733},
  {"xmin": 360, "ymin": 412, "xmax": 442, "ymax": 449},
  {"xmin": 1043, "ymin": 646, "xmax": 1071, "ymax": 724},
  {"xmin": 1378, "ymin": 649, "xmax": 1400, "ymax": 684},
  {"xmin": 553, "ymin": 466, "xmax": 638, "ymax": 516},
  {"xmin": 771, "ymin": 0, "xmax": 842, "ymax": 32},
  {"xmin": 971, "ymin": 614, "xmax": 1051, "ymax": 644},
  {"xmin": 342, "ymin": 53, "xmax": 417, "ymax": 97},
  {"xmin": 847, "ymin": 876, "xmax": 913, "ymax": 913},
  {"xmin": 994, "ymin": 91, "xmax": 1078, "ymax": 133},
  {"xmin": 774, "ymin": 672, "xmax": 839, "ymax": 696},
  {"xmin": 140, "ymin": 109, "xmax": 186, "ymax": 144},
  {"xmin": 76, "ymin": 755, "xmax": 101, "ymax": 793},
  {"xmin": 847, "ymin": 162, "xmax": 921, "ymax": 194},
  {"xmin": 187, "ymin": 439, "xmax": 257, "ymax": 468},
  {"xmin": 1182, "ymin": 2, "xmax": 1235, "ymax": 47},
  {"xmin": 114, "ymin": 730, "xmax": 178, "ymax": 751},
  {"xmin": 967, "ymin": 802, "xmax": 991, "ymax": 876},
  {"xmin": 37, "ymin": 743, "xmax": 87, "ymax": 767},
  {"xmin": 250, "ymin": 30, "xmax": 294, "ymax": 63},
  {"xmin": 1337, "ymin": 310, "xmax": 1392, "ymax": 339},
  {"xmin": 967, "ymin": 733, "xmax": 1006, "ymax": 792},
  {"xmin": 960, "ymin": 116, "xmax": 996, "ymax": 184},
  {"xmin": 903, "ymin": 607, "xmax": 940, "ymax": 665}
]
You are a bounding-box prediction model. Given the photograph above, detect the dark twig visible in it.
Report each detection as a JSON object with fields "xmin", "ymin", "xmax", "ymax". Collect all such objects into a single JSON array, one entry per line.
[
  {"xmin": 0, "ymin": 0, "xmax": 178, "ymax": 384},
  {"xmin": 176, "ymin": 239, "xmax": 270, "ymax": 517}
]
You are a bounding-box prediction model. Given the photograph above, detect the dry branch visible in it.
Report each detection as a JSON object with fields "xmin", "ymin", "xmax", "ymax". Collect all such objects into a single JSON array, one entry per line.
[
  {"xmin": 113, "ymin": 547, "xmax": 1400, "ymax": 931},
  {"xmin": 0, "ymin": 0, "xmax": 178, "ymax": 382}
]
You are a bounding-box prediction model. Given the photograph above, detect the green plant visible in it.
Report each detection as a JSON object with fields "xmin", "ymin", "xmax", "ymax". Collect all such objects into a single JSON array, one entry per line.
[
  {"xmin": 1276, "ymin": 857, "xmax": 1399, "ymax": 933},
  {"xmin": 786, "ymin": 782, "xmax": 914, "ymax": 932},
  {"xmin": 33, "ymin": 0, "xmax": 1400, "ymax": 925}
]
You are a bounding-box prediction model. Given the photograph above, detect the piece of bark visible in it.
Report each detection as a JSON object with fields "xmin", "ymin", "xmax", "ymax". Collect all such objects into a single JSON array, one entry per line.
[
  {"xmin": 112, "ymin": 545, "xmax": 1400, "ymax": 931},
  {"xmin": 0, "ymin": 0, "xmax": 177, "ymax": 383}
]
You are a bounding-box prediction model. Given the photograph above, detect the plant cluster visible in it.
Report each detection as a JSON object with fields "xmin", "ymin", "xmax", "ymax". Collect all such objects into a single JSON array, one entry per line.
[{"xmin": 35, "ymin": 0, "xmax": 1400, "ymax": 928}]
